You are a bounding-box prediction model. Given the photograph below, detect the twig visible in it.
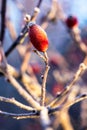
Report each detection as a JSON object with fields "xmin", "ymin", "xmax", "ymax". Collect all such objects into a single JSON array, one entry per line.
[
  {"xmin": 4, "ymin": 72, "xmax": 41, "ymax": 110},
  {"xmin": 0, "ymin": 44, "xmax": 41, "ymax": 109},
  {"xmin": 49, "ymin": 94, "xmax": 87, "ymax": 114},
  {"xmin": 37, "ymin": 0, "xmax": 43, "ymax": 8},
  {"xmin": 31, "ymin": 7, "xmax": 40, "ymax": 22},
  {"xmin": 53, "ymin": 85, "xmax": 79, "ymax": 129},
  {"xmin": 0, "ymin": 110, "xmax": 39, "ymax": 120},
  {"xmin": 0, "ymin": 42, "xmax": 7, "ymax": 73},
  {"xmin": 7, "ymin": 64, "xmax": 20, "ymax": 78},
  {"xmin": 0, "ymin": 96, "xmax": 34, "ymax": 111},
  {"xmin": 6, "ymin": 63, "xmax": 42, "ymax": 102},
  {"xmin": 41, "ymin": 52, "xmax": 50, "ymax": 106},
  {"xmin": 5, "ymin": 23, "xmax": 29, "ymax": 57},
  {"xmin": 64, "ymin": 94, "xmax": 87, "ymax": 109},
  {"xmin": 48, "ymin": 61, "xmax": 87, "ymax": 107},
  {"xmin": 0, "ymin": 0, "xmax": 6, "ymax": 43},
  {"xmin": 5, "ymin": 0, "xmax": 42, "ymax": 57},
  {"xmin": 2, "ymin": 94, "xmax": 85, "ymax": 120},
  {"xmin": 7, "ymin": 63, "xmax": 52, "ymax": 104},
  {"xmin": 34, "ymin": 50, "xmax": 46, "ymax": 61},
  {"xmin": 71, "ymin": 27, "xmax": 87, "ymax": 55},
  {"xmin": 34, "ymin": 51, "xmax": 50, "ymax": 106}
]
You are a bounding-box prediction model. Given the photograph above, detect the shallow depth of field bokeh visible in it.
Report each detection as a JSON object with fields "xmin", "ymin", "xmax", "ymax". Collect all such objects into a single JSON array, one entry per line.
[{"xmin": 0, "ymin": 0, "xmax": 87, "ymax": 130}]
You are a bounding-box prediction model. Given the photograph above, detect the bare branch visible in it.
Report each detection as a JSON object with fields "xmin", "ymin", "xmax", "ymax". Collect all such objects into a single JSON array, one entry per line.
[
  {"xmin": 40, "ymin": 107, "xmax": 53, "ymax": 130},
  {"xmin": 0, "ymin": 110, "xmax": 39, "ymax": 120},
  {"xmin": 34, "ymin": 50, "xmax": 46, "ymax": 62},
  {"xmin": 5, "ymin": 24, "xmax": 29, "ymax": 57},
  {"xmin": 41, "ymin": 52, "xmax": 50, "ymax": 106},
  {"xmin": 64, "ymin": 94, "xmax": 87, "ymax": 109},
  {"xmin": 4, "ymin": 72, "xmax": 41, "ymax": 110},
  {"xmin": 31, "ymin": 7, "xmax": 40, "ymax": 22},
  {"xmin": 34, "ymin": 51, "xmax": 50, "ymax": 106},
  {"xmin": 49, "ymin": 94, "xmax": 87, "ymax": 115},
  {"xmin": 0, "ymin": 96, "xmax": 34, "ymax": 111},
  {"xmin": 69, "ymin": 25, "xmax": 87, "ymax": 55},
  {"xmin": 48, "ymin": 62, "xmax": 87, "ymax": 107},
  {"xmin": 5, "ymin": 0, "xmax": 42, "ymax": 57},
  {"xmin": 37, "ymin": 0, "xmax": 43, "ymax": 8},
  {"xmin": 0, "ymin": 0, "xmax": 6, "ymax": 43}
]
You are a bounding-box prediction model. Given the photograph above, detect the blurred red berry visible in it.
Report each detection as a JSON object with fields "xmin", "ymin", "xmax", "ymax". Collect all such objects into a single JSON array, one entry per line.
[
  {"xmin": 28, "ymin": 22, "xmax": 49, "ymax": 52},
  {"xmin": 31, "ymin": 63, "xmax": 41, "ymax": 74},
  {"xmin": 65, "ymin": 15, "xmax": 78, "ymax": 28},
  {"xmin": 52, "ymin": 84, "xmax": 64, "ymax": 96}
]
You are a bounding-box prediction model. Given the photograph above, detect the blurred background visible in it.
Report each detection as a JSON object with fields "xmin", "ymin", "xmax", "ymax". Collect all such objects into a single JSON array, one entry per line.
[{"xmin": 0, "ymin": 0, "xmax": 87, "ymax": 130}]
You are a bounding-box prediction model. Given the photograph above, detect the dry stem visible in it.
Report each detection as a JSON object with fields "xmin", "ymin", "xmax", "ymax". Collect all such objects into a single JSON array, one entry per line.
[
  {"xmin": 41, "ymin": 52, "xmax": 50, "ymax": 106},
  {"xmin": 34, "ymin": 50, "xmax": 50, "ymax": 106},
  {"xmin": 0, "ymin": 96, "xmax": 34, "ymax": 111},
  {"xmin": 0, "ymin": 0, "xmax": 6, "ymax": 43},
  {"xmin": 40, "ymin": 107, "xmax": 53, "ymax": 130},
  {"xmin": 0, "ymin": 110, "xmax": 39, "ymax": 120},
  {"xmin": 4, "ymin": 72, "xmax": 41, "ymax": 110},
  {"xmin": 48, "ymin": 62, "xmax": 87, "ymax": 108}
]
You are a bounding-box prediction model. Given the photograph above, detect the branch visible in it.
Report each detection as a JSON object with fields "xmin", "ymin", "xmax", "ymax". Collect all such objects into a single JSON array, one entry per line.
[
  {"xmin": 7, "ymin": 63, "xmax": 53, "ymax": 104},
  {"xmin": 64, "ymin": 94, "xmax": 87, "ymax": 109},
  {"xmin": 41, "ymin": 52, "xmax": 50, "ymax": 106},
  {"xmin": 7, "ymin": 63, "xmax": 42, "ymax": 102},
  {"xmin": 34, "ymin": 50, "xmax": 50, "ymax": 106},
  {"xmin": 0, "ymin": 110, "xmax": 39, "ymax": 120},
  {"xmin": 40, "ymin": 107, "xmax": 53, "ymax": 130},
  {"xmin": 0, "ymin": 44, "xmax": 42, "ymax": 110},
  {"xmin": 33, "ymin": 50, "xmax": 46, "ymax": 62},
  {"xmin": 0, "ymin": 96, "xmax": 34, "ymax": 111},
  {"xmin": 5, "ymin": 0, "xmax": 42, "ymax": 57},
  {"xmin": 5, "ymin": 22, "xmax": 29, "ymax": 57},
  {"xmin": 48, "ymin": 61, "xmax": 87, "ymax": 107},
  {"xmin": 37, "ymin": 0, "xmax": 43, "ymax": 8},
  {"xmin": 49, "ymin": 94, "xmax": 87, "ymax": 114},
  {"xmin": 4, "ymin": 72, "xmax": 41, "ymax": 110},
  {"xmin": 0, "ymin": 0, "xmax": 6, "ymax": 43},
  {"xmin": 69, "ymin": 26, "xmax": 87, "ymax": 55}
]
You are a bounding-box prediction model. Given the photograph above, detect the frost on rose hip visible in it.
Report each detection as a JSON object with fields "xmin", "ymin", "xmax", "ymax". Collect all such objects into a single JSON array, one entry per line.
[
  {"xmin": 28, "ymin": 22, "xmax": 49, "ymax": 52},
  {"xmin": 65, "ymin": 15, "xmax": 78, "ymax": 28}
]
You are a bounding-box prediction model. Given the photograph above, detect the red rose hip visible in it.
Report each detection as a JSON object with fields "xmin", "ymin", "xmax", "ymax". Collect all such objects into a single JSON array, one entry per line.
[
  {"xmin": 28, "ymin": 22, "xmax": 49, "ymax": 52},
  {"xmin": 65, "ymin": 15, "xmax": 78, "ymax": 28}
]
